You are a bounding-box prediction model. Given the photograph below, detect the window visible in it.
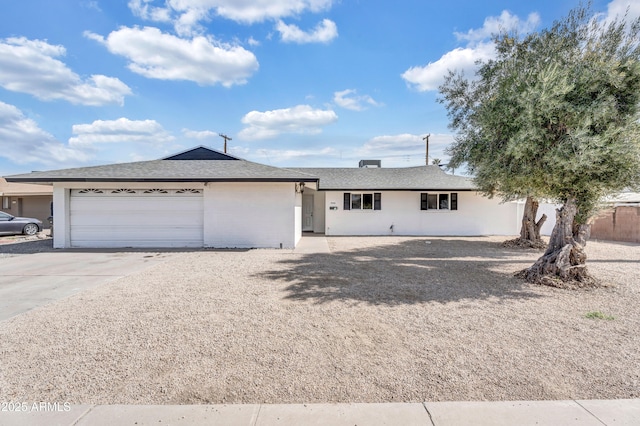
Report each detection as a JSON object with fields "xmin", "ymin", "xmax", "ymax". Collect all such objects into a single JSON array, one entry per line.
[
  {"xmin": 421, "ymin": 193, "xmax": 458, "ymax": 211},
  {"xmin": 343, "ymin": 192, "xmax": 381, "ymax": 210},
  {"xmin": 363, "ymin": 193, "xmax": 373, "ymax": 209},
  {"xmin": 439, "ymin": 193, "xmax": 449, "ymax": 210},
  {"xmin": 2, "ymin": 197, "xmax": 9, "ymax": 209},
  {"xmin": 351, "ymin": 193, "xmax": 362, "ymax": 209}
]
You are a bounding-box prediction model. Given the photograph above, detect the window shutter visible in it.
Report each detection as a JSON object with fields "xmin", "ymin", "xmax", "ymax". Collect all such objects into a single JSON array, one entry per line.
[
  {"xmin": 374, "ymin": 193, "xmax": 381, "ymax": 210},
  {"xmin": 451, "ymin": 193, "xmax": 458, "ymax": 210},
  {"xmin": 420, "ymin": 193, "xmax": 427, "ymax": 210},
  {"xmin": 344, "ymin": 193, "xmax": 351, "ymax": 210}
]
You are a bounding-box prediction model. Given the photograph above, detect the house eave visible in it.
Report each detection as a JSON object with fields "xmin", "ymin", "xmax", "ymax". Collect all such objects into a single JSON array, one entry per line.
[
  {"xmin": 319, "ymin": 187, "xmax": 476, "ymax": 192},
  {"xmin": 5, "ymin": 177, "xmax": 318, "ymax": 184}
]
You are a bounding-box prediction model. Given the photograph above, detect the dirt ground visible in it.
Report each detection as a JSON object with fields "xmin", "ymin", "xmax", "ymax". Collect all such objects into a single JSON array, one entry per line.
[{"xmin": 0, "ymin": 236, "xmax": 638, "ymax": 404}]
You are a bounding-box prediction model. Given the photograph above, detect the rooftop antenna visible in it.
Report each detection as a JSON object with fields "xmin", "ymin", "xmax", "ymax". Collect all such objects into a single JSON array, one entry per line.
[
  {"xmin": 219, "ymin": 133, "xmax": 232, "ymax": 153},
  {"xmin": 422, "ymin": 134, "xmax": 430, "ymax": 165}
]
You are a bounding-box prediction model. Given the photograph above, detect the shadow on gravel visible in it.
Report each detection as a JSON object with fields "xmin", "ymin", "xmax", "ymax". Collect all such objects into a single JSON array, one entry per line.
[
  {"xmin": 0, "ymin": 238, "xmax": 54, "ymax": 255},
  {"xmin": 261, "ymin": 238, "xmax": 544, "ymax": 305}
]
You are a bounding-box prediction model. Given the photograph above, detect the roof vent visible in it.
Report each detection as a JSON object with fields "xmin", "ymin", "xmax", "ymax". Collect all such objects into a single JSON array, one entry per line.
[{"xmin": 359, "ymin": 160, "xmax": 381, "ymax": 168}]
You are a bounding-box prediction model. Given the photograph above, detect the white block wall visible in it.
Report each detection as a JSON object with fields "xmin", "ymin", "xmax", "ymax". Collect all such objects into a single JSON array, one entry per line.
[
  {"xmin": 323, "ymin": 191, "xmax": 524, "ymax": 236},
  {"xmin": 204, "ymin": 182, "xmax": 298, "ymax": 248},
  {"xmin": 52, "ymin": 185, "xmax": 70, "ymax": 249}
]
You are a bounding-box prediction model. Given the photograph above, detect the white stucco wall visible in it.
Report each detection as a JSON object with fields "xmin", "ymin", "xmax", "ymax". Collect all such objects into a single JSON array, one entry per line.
[
  {"xmin": 52, "ymin": 185, "xmax": 70, "ymax": 249},
  {"xmin": 204, "ymin": 182, "xmax": 298, "ymax": 248},
  {"xmin": 323, "ymin": 190, "xmax": 523, "ymax": 236},
  {"xmin": 294, "ymin": 191, "xmax": 302, "ymax": 246},
  {"xmin": 54, "ymin": 181, "xmax": 299, "ymax": 249}
]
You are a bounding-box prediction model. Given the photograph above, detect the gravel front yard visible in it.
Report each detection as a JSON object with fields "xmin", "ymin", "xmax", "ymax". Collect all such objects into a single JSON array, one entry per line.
[{"xmin": 1, "ymin": 236, "xmax": 639, "ymax": 404}]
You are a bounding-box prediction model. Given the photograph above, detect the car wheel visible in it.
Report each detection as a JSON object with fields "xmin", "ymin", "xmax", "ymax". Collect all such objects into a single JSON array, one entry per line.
[{"xmin": 23, "ymin": 223, "xmax": 39, "ymax": 236}]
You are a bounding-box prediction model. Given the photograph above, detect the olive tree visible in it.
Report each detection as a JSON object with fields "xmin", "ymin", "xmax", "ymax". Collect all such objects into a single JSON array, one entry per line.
[{"xmin": 439, "ymin": 4, "xmax": 640, "ymax": 286}]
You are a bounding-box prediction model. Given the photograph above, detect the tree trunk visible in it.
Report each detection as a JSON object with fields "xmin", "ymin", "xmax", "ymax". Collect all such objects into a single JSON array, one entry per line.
[
  {"xmin": 516, "ymin": 197, "xmax": 595, "ymax": 287},
  {"xmin": 503, "ymin": 196, "xmax": 547, "ymax": 248},
  {"xmin": 520, "ymin": 196, "xmax": 547, "ymax": 242}
]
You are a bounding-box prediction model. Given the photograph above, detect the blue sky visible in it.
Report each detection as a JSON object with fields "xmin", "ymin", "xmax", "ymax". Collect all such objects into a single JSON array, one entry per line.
[{"xmin": 1, "ymin": 0, "xmax": 638, "ymax": 175}]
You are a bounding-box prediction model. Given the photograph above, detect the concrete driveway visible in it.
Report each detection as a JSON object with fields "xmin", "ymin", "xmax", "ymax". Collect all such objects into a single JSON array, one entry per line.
[{"xmin": 0, "ymin": 245, "xmax": 177, "ymax": 321}]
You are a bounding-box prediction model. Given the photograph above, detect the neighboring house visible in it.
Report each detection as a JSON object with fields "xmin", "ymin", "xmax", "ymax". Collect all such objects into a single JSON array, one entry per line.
[
  {"xmin": 5, "ymin": 146, "xmax": 555, "ymax": 249},
  {"xmin": 590, "ymin": 191, "xmax": 640, "ymax": 243},
  {"xmin": 0, "ymin": 178, "xmax": 52, "ymax": 228}
]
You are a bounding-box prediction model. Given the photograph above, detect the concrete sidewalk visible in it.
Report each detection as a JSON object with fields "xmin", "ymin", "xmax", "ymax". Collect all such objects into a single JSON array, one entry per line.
[
  {"xmin": 293, "ymin": 233, "xmax": 331, "ymax": 254},
  {"xmin": 1, "ymin": 400, "xmax": 638, "ymax": 426}
]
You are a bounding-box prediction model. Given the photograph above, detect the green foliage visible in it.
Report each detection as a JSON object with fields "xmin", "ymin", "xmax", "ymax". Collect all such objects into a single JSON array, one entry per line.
[
  {"xmin": 585, "ymin": 311, "xmax": 615, "ymax": 320},
  {"xmin": 439, "ymin": 3, "xmax": 640, "ymax": 223}
]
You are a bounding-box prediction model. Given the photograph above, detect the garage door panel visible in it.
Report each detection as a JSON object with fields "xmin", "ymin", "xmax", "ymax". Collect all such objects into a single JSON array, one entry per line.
[
  {"xmin": 70, "ymin": 190, "xmax": 203, "ymax": 248},
  {"xmin": 70, "ymin": 197, "xmax": 203, "ymax": 211},
  {"xmin": 70, "ymin": 214, "xmax": 203, "ymax": 227}
]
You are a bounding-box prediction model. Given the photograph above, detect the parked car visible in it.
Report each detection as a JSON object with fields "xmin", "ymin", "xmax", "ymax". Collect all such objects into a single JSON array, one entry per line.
[{"xmin": 0, "ymin": 211, "xmax": 42, "ymax": 236}]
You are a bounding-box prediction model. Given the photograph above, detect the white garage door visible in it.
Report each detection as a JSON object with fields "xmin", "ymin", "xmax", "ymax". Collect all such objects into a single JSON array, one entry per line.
[{"xmin": 70, "ymin": 188, "xmax": 203, "ymax": 248}]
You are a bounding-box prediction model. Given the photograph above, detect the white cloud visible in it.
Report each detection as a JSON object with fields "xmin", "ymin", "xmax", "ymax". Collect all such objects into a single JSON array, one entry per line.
[
  {"xmin": 402, "ymin": 42, "xmax": 495, "ymax": 92},
  {"xmin": 247, "ymin": 37, "xmax": 261, "ymax": 47},
  {"xmin": 209, "ymin": 0, "xmax": 333, "ymax": 23},
  {"xmin": 182, "ymin": 129, "xmax": 218, "ymax": 139},
  {"xmin": 81, "ymin": 1, "xmax": 102, "ymax": 12},
  {"xmin": 454, "ymin": 11, "xmax": 540, "ymax": 44},
  {"xmin": 228, "ymin": 145, "xmax": 250, "ymax": 156},
  {"xmin": 256, "ymin": 147, "xmax": 336, "ymax": 162},
  {"xmin": 0, "ymin": 37, "xmax": 131, "ymax": 106},
  {"xmin": 603, "ymin": 0, "xmax": 640, "ymax": 24},
  {"xmin": 333, "ymin": 89, "xmax": 382, "ymax": 111},
  {"xmin": 357, "ymin": 133, "xmax": 455, "ymax": 166},
  {"xmin": 86, "ymin": 27, "xmax": 259, "ymax": 87},
  {"xmin": 128, "ymin": 0, "xmax": 172, "ymax": 22},
  {"xmin": 129, "ymin": 0, "xmax": 334, "ymax": 35},
  {"xmin": 276, "ymin": 19, "xmax": 338, "ymax": 43},
  {"xmin": 69, "ymin": 118, "xmax": 175, "ymax": 147},
  {"xmin": 402, "ymin": 10, "xmax": 541, "ymax": 92},
  {"xmin": 239, "ymin": 105, "xmax": 338, "ymax": 140},
  {"xmin": 0, "ymin": 101, "xmax": 90, "ymax": 166},
  {"xmin": 362, "ymin": 133, "xmax": 426, "ymax": 152},
  {"xmin": 0, "ymin": 106, "xmax": 181, "ymax": 168}
]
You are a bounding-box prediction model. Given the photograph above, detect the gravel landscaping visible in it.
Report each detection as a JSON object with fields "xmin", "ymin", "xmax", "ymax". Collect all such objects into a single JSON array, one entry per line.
[{"xmin": 0, "ymin": 236, "xmax": 638, "ymax": 404}]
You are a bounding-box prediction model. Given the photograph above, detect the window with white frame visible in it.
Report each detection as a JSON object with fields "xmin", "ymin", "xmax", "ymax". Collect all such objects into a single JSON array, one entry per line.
[
  {"xmin": 421, "ymin": 193, "xmax": 458, "ymax": 210},
  {"xmin": 343, "ymin": 192, "xmax": 381, "ymax": 210},
  {"xmin": 2, "ymin": 197, "xmax": 10, "ymax": 209}
]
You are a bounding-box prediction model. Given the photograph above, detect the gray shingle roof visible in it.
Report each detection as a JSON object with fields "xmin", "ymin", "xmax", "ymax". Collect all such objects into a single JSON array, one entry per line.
[
  {"xmin": 5, "ymin": 160, "xmax": 318, "ymax": 183},
  {"xmin": 290, "ymin": 166, "xmax": 475, "ymax": 191},
  {"xmin": 4, "ymin": 145, "xmax": 473, "ymax": 191}
]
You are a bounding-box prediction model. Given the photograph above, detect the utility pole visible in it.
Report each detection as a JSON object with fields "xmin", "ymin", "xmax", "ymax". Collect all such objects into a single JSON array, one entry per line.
[
  {"xmin": 219, "ymin": 133, "xmax": 232, "ymax": 153},
  {"xmin": 422, "ymin": 134, "xmax": 430, "ymax": 165}
]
